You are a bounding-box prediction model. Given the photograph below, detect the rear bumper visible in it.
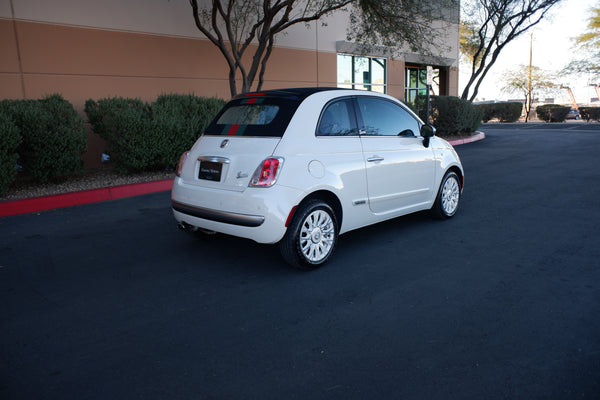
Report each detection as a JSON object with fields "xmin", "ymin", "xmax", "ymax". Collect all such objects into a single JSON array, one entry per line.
[{"xmin": 171, "ymin": 177, "xmax": 303, "ymax": 244}]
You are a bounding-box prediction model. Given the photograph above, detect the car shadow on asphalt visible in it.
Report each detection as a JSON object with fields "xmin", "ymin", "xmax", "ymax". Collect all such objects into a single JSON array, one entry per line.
[{"xmin": 172, "ymin": 210, "xmax": 436, "ymax": 275}]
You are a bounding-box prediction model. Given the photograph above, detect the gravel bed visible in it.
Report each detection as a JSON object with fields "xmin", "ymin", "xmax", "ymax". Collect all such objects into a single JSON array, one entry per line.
[{"xmin": 1, "ymin": 169, "xmax": 175, "ymax": 202}]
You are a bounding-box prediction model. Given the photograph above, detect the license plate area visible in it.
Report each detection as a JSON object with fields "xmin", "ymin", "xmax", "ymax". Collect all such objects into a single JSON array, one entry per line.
[{"xmin": 198, "ymin": 160, "xmax": 223, "ymax": 182}]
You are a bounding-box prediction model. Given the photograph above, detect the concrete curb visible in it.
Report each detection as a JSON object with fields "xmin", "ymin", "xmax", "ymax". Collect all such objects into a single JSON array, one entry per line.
[
  {"xmin": 447, "ymin": 131, "xmax": 486, "ymax": 146},
  {"xmin": 0, "ymin": 132, "xmax": 486, "ymax": 217},
  {"xmin": 0, "ymin": 179, "xmax": 173, "ymax": 217}
]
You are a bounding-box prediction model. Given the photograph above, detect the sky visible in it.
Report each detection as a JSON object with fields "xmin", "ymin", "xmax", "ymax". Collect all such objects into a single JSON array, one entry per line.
[{"xmin": 458, "ymin": 0, "xmax": 599, "ymax": 104}]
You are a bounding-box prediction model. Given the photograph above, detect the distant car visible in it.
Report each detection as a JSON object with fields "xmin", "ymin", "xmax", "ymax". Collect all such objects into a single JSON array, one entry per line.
[
  {"xmin": 565, "ymin": 109, "xmax": 580, "ymax": 120},
  {"xmin": 171, "ymin": 88, "xmax": 464, "ymax": 269}
]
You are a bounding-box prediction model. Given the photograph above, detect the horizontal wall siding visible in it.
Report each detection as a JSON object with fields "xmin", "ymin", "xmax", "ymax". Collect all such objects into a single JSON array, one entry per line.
[
  {"xmin": 0, "ymin": 74, "xmax": 23, "ymax": 99},
  {"xmin": 0, "ymin": 19, "xmax": 20, "ymax": 72},
  {"xmin": 4, "ymin": 20, "xmax": 338, "ymax": 105},
  {"xmin": 7, "ymin": 0, "xmax": 341, "ymax": 53},
  {"xmin": 16, "ymin": 21, "xmax": 230, "ymax": 97}
]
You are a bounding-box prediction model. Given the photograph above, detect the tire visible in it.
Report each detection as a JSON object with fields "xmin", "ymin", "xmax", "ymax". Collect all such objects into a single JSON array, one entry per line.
[
  {"xmin": 431, "ymin": 171, "xmax": 461, "ymax": 219},
  {"xmin": 279, "ymin": 199, "xmax": 338, "ymax": 270}
]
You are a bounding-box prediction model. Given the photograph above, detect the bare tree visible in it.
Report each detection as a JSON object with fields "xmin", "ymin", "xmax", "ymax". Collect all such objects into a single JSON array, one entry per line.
[
  {"xmin": 190, "ymin": 0, "xmax": 354, "ymax": 97},
  {"xmin": 501, "ymin": 64, "xmax": 557, "ymax": 120},
  {"xmin": 460, "ymin": 20, "xmax": 483, "ymax": 65},
  {"xmin": 347, "ymin": 0, "xmax": 458, "ymax": 55},
  {"xmin": 574, "ymin": 2, "xmax": 600, "ymax": 49},
  {"xmin": 460, "ymin": 0, "xmax": 562, "ymax": 101},
  {"xmin": 190, "ymin": 0, "xmax": 458, "ymax": 97}
]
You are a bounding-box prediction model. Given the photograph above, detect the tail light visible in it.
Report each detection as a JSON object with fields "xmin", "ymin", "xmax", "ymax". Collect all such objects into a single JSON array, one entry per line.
[
  {"xmin": 249, "ymin": 157, "xmax": 283, "ymax": 187},
  {"xmin": 176, "ymin": 152, "xmax": 188, "ymax": 177}
]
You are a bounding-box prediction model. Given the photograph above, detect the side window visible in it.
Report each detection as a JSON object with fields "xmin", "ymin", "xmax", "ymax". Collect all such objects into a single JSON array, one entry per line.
[
  {"xmin": 316, "ymin": 99, "xmax": 357, "ymax": 136},
  {"xmin": 356, "ymin": 97, "xmax": 419, "ymax": 137}
]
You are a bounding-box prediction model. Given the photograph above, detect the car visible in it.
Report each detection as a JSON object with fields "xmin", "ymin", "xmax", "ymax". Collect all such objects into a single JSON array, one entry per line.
[
  {"xmin": 565, "ymin": 108, "xmax": 580, "ymax": 120},
  {"xmin": 171, "ymin": 88, "xmax": 464, "ymax": 269}
]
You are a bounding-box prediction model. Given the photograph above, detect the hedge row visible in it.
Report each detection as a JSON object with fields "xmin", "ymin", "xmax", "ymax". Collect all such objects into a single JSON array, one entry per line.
[
  {"xmin": 536, "ymin": 104, "xmax": 570, "ymax": 122},
  {"xmin": 0, "ymin": 94, "xmax": 86, "ymax": 194},
  {"xmin": 476, "ymin": 102, "xmax": 523, "ymax": 123},
  {"xmin": 85, "ymin": 94, "xmax": 225, "ymax": 173},
  {"xmin": 0, "ymin": 112, "xmax": 21, "ymax": 195},
  {"xmin": 412, "ymin": 95, "xmax": 482, "ymax": 136},
  {"xmin": 579, "ymin": 107, "xmax": 600, "ymax": 121}
]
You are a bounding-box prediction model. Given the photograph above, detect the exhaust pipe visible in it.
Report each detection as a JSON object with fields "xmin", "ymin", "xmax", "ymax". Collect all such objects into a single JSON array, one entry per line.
[
  {"xmin": 177, "ymin": 222, "xmax": 198, "ymax": 233},
  {"xmin": 178, "ymin": 222, "xmax": 216, "ymax": 235}
]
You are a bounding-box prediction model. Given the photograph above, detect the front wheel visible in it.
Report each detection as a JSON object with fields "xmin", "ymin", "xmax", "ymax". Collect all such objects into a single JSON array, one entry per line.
[
  {"xmin": 431, "ymin": 171, "xmax": 461, "ymax": 219},
  {"xmin": 279, "ymin": 199, "xmax": 338, "ymax": 270}
]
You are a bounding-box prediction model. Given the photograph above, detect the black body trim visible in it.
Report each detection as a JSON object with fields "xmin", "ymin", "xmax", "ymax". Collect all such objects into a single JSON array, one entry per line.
[{"xmin": 172, "ymin": 201, "xmax": 265, "ymax": 227}]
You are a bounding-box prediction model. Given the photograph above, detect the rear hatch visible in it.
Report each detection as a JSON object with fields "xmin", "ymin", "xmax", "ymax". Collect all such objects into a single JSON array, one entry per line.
[
  {"xmin": 180, "ymin": 93, "xmax": 303, "ymax": 192},
  {"xmin": 185, "ymin": 136, "xmax": 280, "ymax": 192}
]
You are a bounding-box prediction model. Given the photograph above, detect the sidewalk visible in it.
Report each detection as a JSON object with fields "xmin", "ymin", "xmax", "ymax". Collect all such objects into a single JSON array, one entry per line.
[{"xmin": 0, "ymin": 133, "xmax": 485, "ymax": 217}]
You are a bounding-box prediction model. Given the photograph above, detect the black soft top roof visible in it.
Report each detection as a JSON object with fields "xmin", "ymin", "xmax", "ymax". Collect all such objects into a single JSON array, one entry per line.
[
  {"xmin": 205, "ymin": 88, "xmax": 352, "ymax": 137},
  {"xmin": 233, "ymin": 87, "xmax": 345, "ymax": 101}
]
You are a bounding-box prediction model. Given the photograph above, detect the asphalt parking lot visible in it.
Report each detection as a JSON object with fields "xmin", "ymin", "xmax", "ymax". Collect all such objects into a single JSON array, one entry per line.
[{"xmin": 1, "ymin": 123, "xmax": 599, "ymax": 399}]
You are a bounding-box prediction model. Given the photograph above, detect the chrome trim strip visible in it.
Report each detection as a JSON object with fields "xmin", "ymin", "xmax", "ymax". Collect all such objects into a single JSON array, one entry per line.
[
  {"xmin": 198, "ymin": 156, "xmax": 231, "ymax": 164},
  {"xmin": 172, "ymin": 200, "xmax": 264, "ymax": 227}
]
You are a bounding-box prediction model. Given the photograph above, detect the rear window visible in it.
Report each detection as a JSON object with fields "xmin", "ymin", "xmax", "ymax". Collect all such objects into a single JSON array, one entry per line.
[
  {"xmin": 204, "ymin": 96, "xmax": 301, "ymax": 137},
  {"xmin": 217, "ymin": 105, "xmax": 279, "ymax": 125}
]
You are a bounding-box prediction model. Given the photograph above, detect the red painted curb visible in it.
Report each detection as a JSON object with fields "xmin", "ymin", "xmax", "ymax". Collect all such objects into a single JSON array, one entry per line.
[
  {"xmin": 0, "ymin": 179, "xmax": 173, "ymax": 217},
  {"xmin": 447, "ymin": 132, "xmax": 486, "ymax": 146}
]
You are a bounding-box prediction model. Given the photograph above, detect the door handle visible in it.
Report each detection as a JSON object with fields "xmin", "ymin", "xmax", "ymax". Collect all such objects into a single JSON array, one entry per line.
[{"xmin": 367, "ymin": 156, "xmax": 384, "ymax": 162}]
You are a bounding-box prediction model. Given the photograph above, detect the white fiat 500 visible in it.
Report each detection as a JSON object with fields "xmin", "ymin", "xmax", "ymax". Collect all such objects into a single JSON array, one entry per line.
[{"xmin": 172, "ymin": 88, "xmax": 463, "ymax": 269}]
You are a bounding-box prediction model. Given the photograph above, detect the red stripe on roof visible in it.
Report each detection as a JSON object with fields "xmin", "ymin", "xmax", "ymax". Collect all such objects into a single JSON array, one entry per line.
[{"xmin": 227, "ymin": 124, "xmax": 240, "ymax": 136}]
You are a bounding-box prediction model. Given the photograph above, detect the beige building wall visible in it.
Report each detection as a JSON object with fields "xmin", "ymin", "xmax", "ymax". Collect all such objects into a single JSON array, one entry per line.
[{"xmin": 1, "ymin": 0, "xmax": 459, "ymax": 166}]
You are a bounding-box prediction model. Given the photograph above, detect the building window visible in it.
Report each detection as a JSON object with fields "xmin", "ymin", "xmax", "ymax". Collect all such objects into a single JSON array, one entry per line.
[
  {"xmin": 405, "ymin": 67, "xmax": 428, "ymax": 104},
  {"xmin": 337, "ymin": 54, "xmax": 387, "ymax": 94},
  {"xmin": 405, "ymin": 66, "xmax": 440, "ymax": 104}
]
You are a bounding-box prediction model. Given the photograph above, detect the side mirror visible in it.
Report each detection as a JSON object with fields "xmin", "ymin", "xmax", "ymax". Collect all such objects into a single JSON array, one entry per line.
[{"xmin": 421, "ymin": 124, "xmax": 435, "ymax": 148}]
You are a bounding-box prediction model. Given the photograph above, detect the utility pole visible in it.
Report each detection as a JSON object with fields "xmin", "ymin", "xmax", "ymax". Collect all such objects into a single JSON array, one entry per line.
[{"xmin": 526, "ymin": 33, "xmax": 533, "ymax": 123}]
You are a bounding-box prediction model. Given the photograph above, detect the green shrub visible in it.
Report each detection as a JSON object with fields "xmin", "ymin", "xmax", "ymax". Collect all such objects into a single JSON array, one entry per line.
[
  {"xmin": 0, "ymin": 95, "xmax": 86, "ymax": 183},
  {"xmin": 407, "ymin": 95, "xmax": 482, "ymax": 136},
  {"xmin": 536, "ymin": 104, "xmax": 570, "ymax": 122},
  {"xmin": 85, "ymin": 94, "xmax": 226, "ymax": 173},
  {"xmin": 429, "ymin": 96, "xmax": 483, "ymax": 136},
  {"xmin": 579, "ymin": 107, "xmax": 600, "ymax": 122},
  {"xmin": 477, "ymin": 103, "xmax": 493, "ymax": 123},
  {"xmin": 85, "ymin": 97, "xmax": 147, "ymax": 139},
  {"xmin": 477, "ymin": 102, "xmax": 523, "ymax": 122},
  {"xmin": 0, "ymin": 112, "xmax": 22, "ymax": 194},
  {"xmin": 85, "ymin": 97, "xmax": 153, "ymax": 173},
  {"xmin": 152, "ymin": 94, "xmax": 225, "ymax": 168}
]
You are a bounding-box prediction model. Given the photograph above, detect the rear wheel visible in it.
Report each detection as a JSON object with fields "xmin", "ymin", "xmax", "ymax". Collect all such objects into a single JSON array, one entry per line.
[
  {"xmin": 280, "ymin": 199, "xmax": 338, "ymax": 270},
  {"xmin": 431, "ymin": 171, "xmax": 461, "ymax": 219}
]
